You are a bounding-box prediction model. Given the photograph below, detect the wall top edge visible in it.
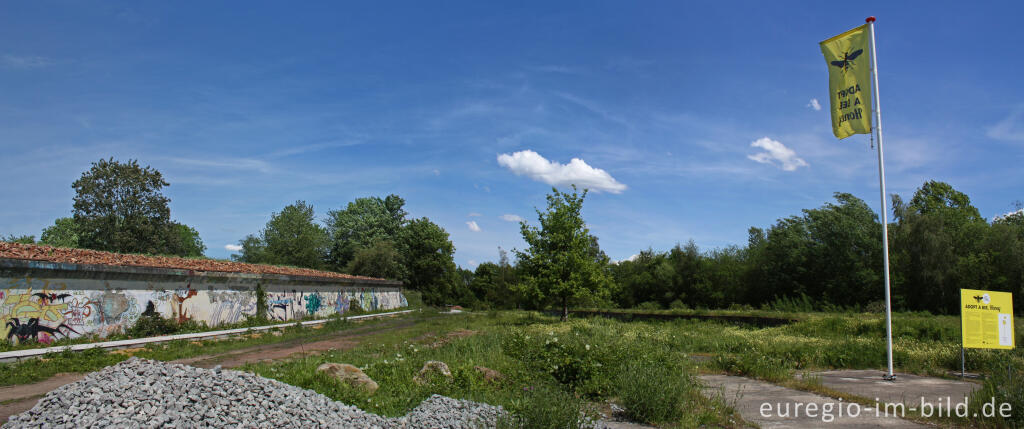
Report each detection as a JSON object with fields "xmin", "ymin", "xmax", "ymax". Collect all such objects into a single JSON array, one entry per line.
[{"xmin": 0, "ymin": 258, "xmax": 403, "ymax": 287}]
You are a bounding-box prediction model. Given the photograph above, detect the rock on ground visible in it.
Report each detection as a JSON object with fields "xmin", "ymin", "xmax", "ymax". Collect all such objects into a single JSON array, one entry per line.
[
  {"xmin": 2, "ymin": 358, "xmax": 504, "ymax": 429},
  {"xmin": 317, "ymin": 362, "xmax": 379, "ymax": 394},
  {"xmin": 413, "ymin": 360, "xmax": 452, "ymax": 385}
]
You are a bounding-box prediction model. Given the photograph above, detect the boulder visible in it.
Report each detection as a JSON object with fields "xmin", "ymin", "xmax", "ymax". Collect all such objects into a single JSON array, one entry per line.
[
  {"xmin": 413, "ymin": 360, "xmax": 452, "ymax": 385},
  {"xmin": 317, "ymin": 363, "xmax": 378, "ymax": 394},
  {"xmin": 473, "ymin": 366, "xmax": 504, "ymax": 383}
]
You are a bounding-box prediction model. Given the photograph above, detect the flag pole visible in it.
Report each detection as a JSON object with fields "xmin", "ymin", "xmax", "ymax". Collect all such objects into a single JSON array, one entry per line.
[{"xmin": 866, "ymin": 15, "xmax": 896, "ymax": 381}]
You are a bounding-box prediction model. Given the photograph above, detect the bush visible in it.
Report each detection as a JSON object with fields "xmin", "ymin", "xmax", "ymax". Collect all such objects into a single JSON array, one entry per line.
[
  {"xmin": 636, "ymin": 301, "xmax": 662, "ymax": 311},
  {"xmin": 669, "ymin": 299, "xmax": 689, "ymax": 310},
  {"xmin": 497, "ymin": 385, "xmax": 590, "ymax": 429},
  {"xmin": 502, "ymin": 328, "xmax": 609, "ymax": 396},
  {"xmin": 128, "ymin": 314, "xmax": 178, "ymax": 338},
  {"xmin": 970, "ymin": 361, "xmax": 1024, "ymax": 427},
  {"xmin": 348, "ymin": 301, "xmax": 365, "ymax": 316},
  {"xmin": 616, "ymin": 360, "xmax": 694, "ymax": 424}
]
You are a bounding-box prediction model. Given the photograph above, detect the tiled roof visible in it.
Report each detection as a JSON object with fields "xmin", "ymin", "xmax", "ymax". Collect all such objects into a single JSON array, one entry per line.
[{"xmin": 0, "ymin": 242, "xmax": 392, "ymax": 282}]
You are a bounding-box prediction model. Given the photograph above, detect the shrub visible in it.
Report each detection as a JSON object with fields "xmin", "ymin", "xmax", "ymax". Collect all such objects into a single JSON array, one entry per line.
[
  {"xmin": 348, "ymin": 301, "xmax": 365, "ymax": 316},
  {"xmin": 497, "ymin": 385, "xmax": 590, "ymax": 429},
  {"xmin": 616, "ymin": 360, "xmax": 694, "ymax": 424},
  {"xmin": 502, "ymin": 328, "xmax": 610, "ymax": 396},
  {"xmin": 669, "ymin": 299, "xmax": 689, "ymax": 310},
  {"xmin": 636, "ymin": 301, "xmax": 662, "ymax": 311},
  {"xmin": 128, "ymin": 313, "xmax": 178, "ymax": 338},
  {"xmin": 970, "ymin": 361, "xmax": 1024, "ymax": 427}
]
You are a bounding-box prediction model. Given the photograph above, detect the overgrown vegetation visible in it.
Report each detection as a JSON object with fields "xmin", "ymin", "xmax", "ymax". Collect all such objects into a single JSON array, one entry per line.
[
  {"xmin": 0, "ymin": 302, "xmax": 414, "ymax": 353},
  {"xmin": 0, "ymin": 311, "xmax": 425, "ymax": 386},
  {"xmin": 245, "ymin": 312, "xmax": 742, "ymax": 427},
  {"xmin": 1, "ymin": 310, "xmax": 1020, "ymax": 426}
]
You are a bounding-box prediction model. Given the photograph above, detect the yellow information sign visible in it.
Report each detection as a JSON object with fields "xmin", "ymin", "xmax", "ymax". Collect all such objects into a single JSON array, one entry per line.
[{"xmin": 961, "ymin": 289, "xmax": 1015, "ymax": 349}]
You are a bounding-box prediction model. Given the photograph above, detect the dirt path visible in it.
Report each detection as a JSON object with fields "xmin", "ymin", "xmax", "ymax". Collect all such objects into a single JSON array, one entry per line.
[{"xmin": 0, "ymin": 314, "xmax": 435, "ymax": 424}]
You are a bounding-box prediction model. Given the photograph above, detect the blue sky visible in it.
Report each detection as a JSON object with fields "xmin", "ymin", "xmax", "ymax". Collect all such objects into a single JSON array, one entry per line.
[{"xmin": 2, "ymin": 2, "xmax": 1023, "ymax": 268}]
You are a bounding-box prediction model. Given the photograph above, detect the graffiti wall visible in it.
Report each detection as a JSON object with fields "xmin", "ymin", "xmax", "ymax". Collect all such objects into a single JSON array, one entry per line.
[
  {"xmin": 264, "ymin": 288, "xmax": 407, "ymax": 321},
  {"xmin": 1, "ymin": 270, "xmax": 406, "ymax": 343}
]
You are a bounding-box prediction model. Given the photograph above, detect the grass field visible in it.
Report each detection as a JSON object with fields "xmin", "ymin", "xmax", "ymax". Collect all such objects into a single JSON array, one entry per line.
[{"xmin": 1, "ymin": 309, "xmax": 1021, "ymax": 427}]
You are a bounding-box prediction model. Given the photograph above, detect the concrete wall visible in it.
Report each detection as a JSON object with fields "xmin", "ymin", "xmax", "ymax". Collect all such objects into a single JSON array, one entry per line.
[{"xmin": 0, "ymin": 259, "xmax": 406, "ymax": 343}]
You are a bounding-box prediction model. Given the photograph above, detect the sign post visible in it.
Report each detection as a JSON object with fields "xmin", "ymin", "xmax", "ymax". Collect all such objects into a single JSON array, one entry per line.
[{"xmin": 960, "ymin": 289, "xmax": 1016, "ymax": 376}]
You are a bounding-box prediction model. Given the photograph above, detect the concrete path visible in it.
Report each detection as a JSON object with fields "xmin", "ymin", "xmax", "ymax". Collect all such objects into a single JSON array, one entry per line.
[
  {"xmin": 805, "ymin": 370, "xmax": 979, "ymax": 416},
  {"xmin": 700, "ymin": 375, "xmax": 926, "ymax": 428}
]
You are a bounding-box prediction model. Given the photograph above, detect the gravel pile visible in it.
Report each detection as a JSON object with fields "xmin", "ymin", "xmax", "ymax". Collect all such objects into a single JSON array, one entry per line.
[{"xmin": 2, "ymin": 358, "xmax": 504, "ymax": 428}]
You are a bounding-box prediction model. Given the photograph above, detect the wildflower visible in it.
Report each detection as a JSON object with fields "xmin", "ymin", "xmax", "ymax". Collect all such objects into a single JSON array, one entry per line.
[{"xmin": 585, "ymin": 344, "xmax": 591, "ymax": 351}]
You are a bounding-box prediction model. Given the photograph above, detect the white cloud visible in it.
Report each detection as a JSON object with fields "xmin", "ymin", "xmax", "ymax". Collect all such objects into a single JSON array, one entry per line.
[
  {"xmin": 497, "ymin": 150, "xmax": 627, "ymax": 193},
  {"xmin": 468, "ymin": 212, "xmax": 482, "ymax": 217},
  {"xmin": 613, "ymin": 254, "xmax": 639, "ymax": 264},
  {"xmin": 224, "ymin": 244, "xmax": 243, "ymax": 252},
  {"xmin": 432, "ymin": 169, "xmax": 441, "ymax": 176},
  {"xmin": 165, "ymin": 157, "xmax": 273, "ymax": 174},
  {"xmin": 994, "ymin": 208, "xmax": 1024, "ymax": 223},
  {"xmin": 500, "ymin": 214, "xmax": 524, "ymax": 222},
  {"xmin": 2, "ymin": 54, "xmax": 53, "ymax": 69},
  {"xmin": 987, "ymin": 107, "xmax": 1024, "ymax": 142},
  {"xmin": 746, "ymin": 137, "xmax": 809, "ymax": 171},
  {"xmin": 807, "ymin": 99, "xmax": 822, "ymax": 111},
  {"xmin": 467, "ymin": 260, "xmax": 479, "ymax": 267},
  {"xmin": 466, "ymin": 221, "xmax": 481, "ymax": 232}
]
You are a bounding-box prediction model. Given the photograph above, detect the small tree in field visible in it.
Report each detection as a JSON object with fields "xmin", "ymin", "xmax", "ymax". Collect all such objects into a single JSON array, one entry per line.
[{"xmin": 515, "ymin": 186, "xmax": 612, "ymax": 321}]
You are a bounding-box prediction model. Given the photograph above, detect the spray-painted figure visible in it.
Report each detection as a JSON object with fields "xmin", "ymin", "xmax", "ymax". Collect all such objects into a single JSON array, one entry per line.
[
  {"xmin": 5, "ymin": 317, "xmax": 79, "ymax": 343},
  {"xmin": 33, "ymin": 292, "xmax": 72, "ymax": 305}
]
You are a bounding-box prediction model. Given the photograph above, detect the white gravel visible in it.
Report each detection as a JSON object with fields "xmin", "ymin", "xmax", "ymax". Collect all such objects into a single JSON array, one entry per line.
[{"xmin": 2, "ymin": 358, "xmax": 504, "ymax": 428}]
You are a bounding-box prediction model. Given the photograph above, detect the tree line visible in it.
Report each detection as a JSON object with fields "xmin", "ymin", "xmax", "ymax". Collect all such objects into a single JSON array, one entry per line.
[
  {"xmin": 1, "ymin": 158, "xmax": 471, "ymax": 308},
  {"xmin": 5, "ymin": 158, "xmax": 1021, "ymax": 315},
  {"xmin": 230, "ymin": 196, "xmax": 469, "ymax": 306},
  {"xmin": 460, "ymin": 181, "xmax": 1024, "ymax": 316}
]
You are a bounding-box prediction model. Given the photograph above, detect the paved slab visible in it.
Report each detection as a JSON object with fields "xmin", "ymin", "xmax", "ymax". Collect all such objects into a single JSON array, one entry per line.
[
  {"xmin": 806, "ymin": 370, "xmax": 980, "ymax": 416},
  {"xmin": 700, "ymin": 375, "xmax": 925, "ymax": 428}
]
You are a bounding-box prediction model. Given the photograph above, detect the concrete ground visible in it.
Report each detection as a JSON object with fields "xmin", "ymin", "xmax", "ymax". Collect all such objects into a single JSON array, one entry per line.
[
  {"xmin": 700, "ymin": 374, "xmax": 926, "ymax": 428},
  {"xmin": 806, "ymin": 370, "xmax": 980, "ymax": 416}
]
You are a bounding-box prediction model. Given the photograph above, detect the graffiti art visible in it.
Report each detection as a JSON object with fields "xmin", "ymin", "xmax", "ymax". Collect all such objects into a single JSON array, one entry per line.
[{"xmin": 5, "ymin": 317, "xmax": 78, "ymax": 343}]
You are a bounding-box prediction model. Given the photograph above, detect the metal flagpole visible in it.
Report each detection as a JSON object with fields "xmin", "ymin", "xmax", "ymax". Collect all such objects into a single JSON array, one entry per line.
[{"xmin": 865, "ymin": 16, "xmax": 896, "ymax": 381}]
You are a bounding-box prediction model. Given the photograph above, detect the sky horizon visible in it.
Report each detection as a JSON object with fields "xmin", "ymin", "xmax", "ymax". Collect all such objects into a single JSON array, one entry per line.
[{"xmin": 2, "ymin": 2, "xmax": 1023, "ymax": 268}]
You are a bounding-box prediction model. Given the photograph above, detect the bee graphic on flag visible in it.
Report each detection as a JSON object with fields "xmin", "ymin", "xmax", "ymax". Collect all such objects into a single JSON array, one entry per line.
[{"xmin": 830, "ymin": 49, "xmax": 863, "ymax": 73}]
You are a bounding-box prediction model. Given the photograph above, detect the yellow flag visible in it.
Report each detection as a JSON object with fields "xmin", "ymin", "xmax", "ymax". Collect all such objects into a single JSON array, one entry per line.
[{"xmin": 820, "ymin": 25, "xmax": 872, "ymax": 139}]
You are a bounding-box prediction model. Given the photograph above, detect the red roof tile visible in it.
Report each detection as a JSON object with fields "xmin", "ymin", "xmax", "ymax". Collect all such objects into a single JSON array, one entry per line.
[{"xmin": 0, "ymin": 242, "xmax": 392, "ymax": 283}]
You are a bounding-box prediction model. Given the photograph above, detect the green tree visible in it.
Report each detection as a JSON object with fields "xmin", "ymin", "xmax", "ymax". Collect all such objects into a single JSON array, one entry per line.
[
  {"xmin": 236, "ymin": 201, "xmax": 328, "ymax": 269},
  {"xmin": 232, "ymin": 234, "xmax": 267, "ymax": 264},
  {"xmin": 746, "ymin": 192, "xmax": 882, "ymax": 308},
  {"xmin": 326, "ymin": 195, "xmax": 408, "ymax": 271},
  {"xmin": 72, "ymin": 158, "xmax": 179, "ymax": 254},
  {"xmin": 399, "ymin": 217, "xmax": 459, "ymax": 306},
  {"xmin": 469, "ymin": 247, "xmax": 520, "ymax": 309},
  {"xmin": 39, "ymin": 217, "xmax": 79, "ymax": 248},
  {"xmin": 345, "ymin": 240, "xmax": 407, "ymax": 280},
  {"xmin": 891, "ymin": 181, "xmax": 988, "ymax": 313},
  {"xmin": 994, "ymin": 208, "xmax": 1024, "ymax": 229},
  {"xmin": 169, "ymin": 222, "xmax": 206, "ymax": 257},
  {"xmin": 514, "ymin": 186, "xmax": 613, "ymax": 321},
  {"xmin": 903, "ymin": 180, "xmax": 985, "ymax": 226}
]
